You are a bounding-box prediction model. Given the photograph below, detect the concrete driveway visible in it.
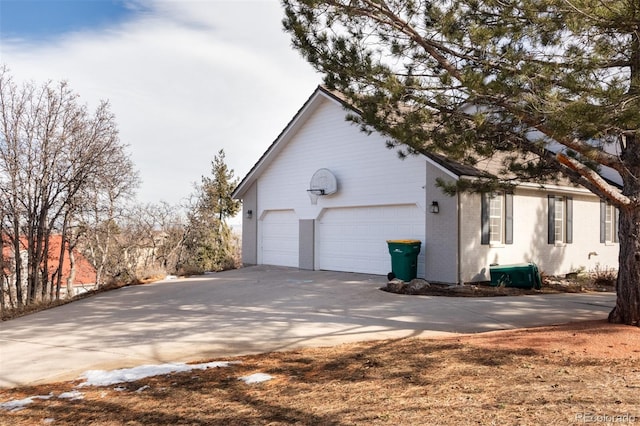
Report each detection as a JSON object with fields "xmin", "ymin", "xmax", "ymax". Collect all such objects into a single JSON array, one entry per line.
[{"xmin": 0, "ymin": 266, "xmax": 615, "ymax": 388}]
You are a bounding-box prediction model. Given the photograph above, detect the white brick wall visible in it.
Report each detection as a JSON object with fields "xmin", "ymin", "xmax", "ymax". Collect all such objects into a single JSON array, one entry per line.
[{"xmin": 459, "ymin": 188, "xmax": 619, "ymax": 282}]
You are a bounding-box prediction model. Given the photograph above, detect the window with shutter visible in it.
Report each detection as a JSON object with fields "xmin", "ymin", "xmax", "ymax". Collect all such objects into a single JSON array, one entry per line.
[
  {"xmin": 600, "ymin": 201, "xmax": 619, "ymax": 244},
  {"xmin": 481, "ymin": 192, "xmax": 513, "ymax": 245},
  {"xmin": 548, "ymin": 195, "xmax": 573, "ymax": 245}
]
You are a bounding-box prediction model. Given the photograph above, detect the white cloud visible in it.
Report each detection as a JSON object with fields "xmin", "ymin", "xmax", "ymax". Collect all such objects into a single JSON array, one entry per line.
[{"xmin": 0, "ymin": 0, "xmax": 320, "ymax": 205}]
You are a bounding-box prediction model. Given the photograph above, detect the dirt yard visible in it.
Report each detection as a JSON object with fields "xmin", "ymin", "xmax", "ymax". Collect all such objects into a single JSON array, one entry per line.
[{"xmin": 1, "ymin": 319, "xmax": 638, "ymax": 426}]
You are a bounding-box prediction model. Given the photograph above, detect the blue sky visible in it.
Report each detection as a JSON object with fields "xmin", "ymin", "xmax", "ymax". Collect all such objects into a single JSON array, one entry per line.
[
  {"xmin": 1, "ymin": 0, "xmax": 138, "ymax": 40},
  {"xmin": 0, "ymin": 0, "xmax": 320, "ymax": 209}
]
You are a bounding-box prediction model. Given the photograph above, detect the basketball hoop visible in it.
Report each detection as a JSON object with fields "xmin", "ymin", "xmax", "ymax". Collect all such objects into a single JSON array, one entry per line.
[{"xmin": 307, "ymin": 169, "xmax": 338, "ymax": 204}]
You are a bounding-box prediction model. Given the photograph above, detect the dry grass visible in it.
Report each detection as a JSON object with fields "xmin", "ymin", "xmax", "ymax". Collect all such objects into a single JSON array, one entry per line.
[{"xmin": 2, "ymin": 320, "xmax": 639, "ymax": 425}]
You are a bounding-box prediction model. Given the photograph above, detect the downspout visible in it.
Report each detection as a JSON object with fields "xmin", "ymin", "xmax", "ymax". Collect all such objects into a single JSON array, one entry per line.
[{"xmin": 457, "ymin": 191, "xmax": 462, "ymax": 285}]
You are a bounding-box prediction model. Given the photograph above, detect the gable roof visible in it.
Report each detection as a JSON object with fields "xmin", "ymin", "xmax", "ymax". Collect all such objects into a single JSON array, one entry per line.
[
  {"xmin": 232, "ymin": 86, "xmax": 600, "ymax": 199},
  {"xmin": 232, "ymin": 85, "xmax": 474, "ymax": 199},
  {"xmin": 233, "ymin": 86, "xmax": 351, "ymax": 199}
]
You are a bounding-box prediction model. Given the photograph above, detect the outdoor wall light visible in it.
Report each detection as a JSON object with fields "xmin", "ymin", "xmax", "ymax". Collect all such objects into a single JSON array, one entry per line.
[
  {"xmin": 246, "ymin": 209, "xmax": 253, "ymax": 219},
  {"xmin": 430, "ymin": 201, "xmax": 440, "ymax": 214}
]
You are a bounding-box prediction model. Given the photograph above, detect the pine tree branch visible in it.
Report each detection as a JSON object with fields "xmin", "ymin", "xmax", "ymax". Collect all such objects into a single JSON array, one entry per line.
[
  {"xmin": 329, "ymin": 0, "xmax": 465, "ymax": 81},
  {"xmin": 557, "ymin": 152, "xmax": 629, "ymax": 206}
]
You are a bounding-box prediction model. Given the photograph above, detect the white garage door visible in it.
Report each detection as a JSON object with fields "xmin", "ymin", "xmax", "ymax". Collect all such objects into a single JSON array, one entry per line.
[
  {"xmin": 260, "ymin": 210, "xmax": 298, "ymax": 267},
  {"xmin": 316, "ymin": 205, "xmax": 425, "ymax": 275}
]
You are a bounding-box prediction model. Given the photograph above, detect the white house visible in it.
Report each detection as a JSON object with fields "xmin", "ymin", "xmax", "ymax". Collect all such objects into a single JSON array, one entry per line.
[{"xmin": 232, "ymin": 86, "xmax": 619, "ymax": 283}]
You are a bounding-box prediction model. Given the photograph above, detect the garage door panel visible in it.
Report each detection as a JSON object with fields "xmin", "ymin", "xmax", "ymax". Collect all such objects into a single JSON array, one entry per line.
[
  {"xmin": 317, "ymin": 205, "xmax": 425, "ymax": 276},
  {"xmin": 261, "ymin": 210, "xmax": 298, "ymax": 267}
]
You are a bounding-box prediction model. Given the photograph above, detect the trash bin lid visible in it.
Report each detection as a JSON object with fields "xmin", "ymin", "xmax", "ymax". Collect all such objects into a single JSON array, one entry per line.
[{"xmin": 386, "ymin": 239, "xmax": 421, "ymax": 244}]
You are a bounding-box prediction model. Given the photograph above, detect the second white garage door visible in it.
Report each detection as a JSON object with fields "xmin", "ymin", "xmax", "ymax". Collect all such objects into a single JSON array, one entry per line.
[{"xmin": 316, "ymin": 204, "xmax": 425, "ymax": 276}]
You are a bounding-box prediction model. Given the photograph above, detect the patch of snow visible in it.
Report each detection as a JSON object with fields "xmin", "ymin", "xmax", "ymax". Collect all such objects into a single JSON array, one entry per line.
[
  {"xmin": 0, "ymin": 397, "xmax": 38, "ymax": 412},
  {"xmin": 57, "ymin": 390, "xmax": 84, "ymax": 400},
  {"xmin": 43, "ymin": 418, "xmax": 55, "ymax": 424},
  {"xmin": 164, "ymin": 275, "xmax": 178, "ymax": 280},
  {"xmin": 238, "ymin": 373, "xmax": 274, "ymax": 384},
  {"xmin": 0, "ymin": 394, "xmax": 52, "ymax": 411},
  {"xmin": 135, "ymin": 385, "xmax": 150, "ymax": 393},
  {"xmin": 77, "ymin": 361, "xmax": 238, "ymax": 387}
]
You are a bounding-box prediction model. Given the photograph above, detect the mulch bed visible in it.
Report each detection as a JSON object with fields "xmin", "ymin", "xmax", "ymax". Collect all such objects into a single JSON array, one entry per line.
[{"xmin": 381, "ymin": 278, "xmax": 615, "ymax": 297}]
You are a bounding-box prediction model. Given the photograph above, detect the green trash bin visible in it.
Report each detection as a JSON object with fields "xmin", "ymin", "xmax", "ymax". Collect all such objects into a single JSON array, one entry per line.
[
  {"xmin": 489, "ymin": 263, "xmax": 542, "ymax": 289},
  {"xmin": 387, "ymin": 240, "xmax": 422, "ymax": 282}
]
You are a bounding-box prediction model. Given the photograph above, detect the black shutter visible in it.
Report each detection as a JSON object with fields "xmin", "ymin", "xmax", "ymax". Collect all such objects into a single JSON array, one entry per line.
[
  {"xmin": 600, "ymin": 200, "xmax": 606, "ymax": 243},
  {"xmin": 548, "ymin": 195, "xmax": 555, "ymax": 244},
  {"xmin": 481, "ymin": 193, "xmax": 490, "ymax": 245},
  {"xmin": 566, "ymin": 197, "xmax": 573, "ymax": 244},
  {"xmin": 505, "ymin": 193, "xmax": 513, "ymax": 245}
]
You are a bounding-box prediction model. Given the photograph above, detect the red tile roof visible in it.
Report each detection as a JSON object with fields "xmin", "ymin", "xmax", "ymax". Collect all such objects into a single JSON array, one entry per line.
[{"xmin": 2, "ymin": 235, "xmax": 96, "ymax": 286}]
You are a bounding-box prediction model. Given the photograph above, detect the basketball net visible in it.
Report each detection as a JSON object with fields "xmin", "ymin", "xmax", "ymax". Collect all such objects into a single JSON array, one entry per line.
[{"xmin": 308, "ymin": 192, "xmax": 319, "ymax": 205}]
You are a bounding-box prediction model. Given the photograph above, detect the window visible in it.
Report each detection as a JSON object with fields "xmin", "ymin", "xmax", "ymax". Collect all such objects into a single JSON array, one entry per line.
[
  {"xmin": 481, "ymin": 192, "xmax": 513, "ymax": 245},
  {"xmin": 600, "ymin": 201, "xmax": 619, "ymax": 243},
  {"xmin": 548, "ymin": 195, "xmax": 572, "ymax": 244},
  {"xmin": 489, "ymin": 194, "xmax": 503, "ymax": 243},
  {"xmin": 554, "ymin": 196, "xmax": 565, "ymax": 243}
]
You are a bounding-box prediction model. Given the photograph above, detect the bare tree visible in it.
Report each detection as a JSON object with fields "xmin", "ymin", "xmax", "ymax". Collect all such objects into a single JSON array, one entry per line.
[
  {"xmin": 76, "ymin": 154, "xmax": 138, "ymax": 288},
  {"xmin": 119, "ymin": 202, "xmax": 186, "ymax": 279},
  {"xmin": 0, "ymin": 67, "xmax": 138, "ymax": 305}
]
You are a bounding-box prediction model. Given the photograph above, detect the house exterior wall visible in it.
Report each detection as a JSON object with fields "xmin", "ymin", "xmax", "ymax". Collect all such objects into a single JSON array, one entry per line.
[
  {"xmin": 257, "ymin": 97, "xmax": 427, "ymax": 217},
  {"xmin": 424, "ymin": 161, "xmax": 460, "ymax": 283},
  {"xmin": 240, "ymin": 181, "xmax": 258, "ymax": 265},
  {"xmin": 459, "ymin": 187, "xmax": 619, "ymax": 282},
  {"xmin": 239, "ymin": 88, "xmax": 620, "ymax": 281},
  {"xmin": 255, "ymin": 96, "xmax": 427, "ymax": 275}
]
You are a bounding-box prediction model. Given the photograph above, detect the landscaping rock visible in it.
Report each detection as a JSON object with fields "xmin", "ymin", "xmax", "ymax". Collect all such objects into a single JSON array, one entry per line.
[
  {"xmin": 406, "ymin": 279, "xmax": 430, "ymax": 294},
  {"xmin": 385, "ymin": 280, "xmax": 406, "ymax": 293}
]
